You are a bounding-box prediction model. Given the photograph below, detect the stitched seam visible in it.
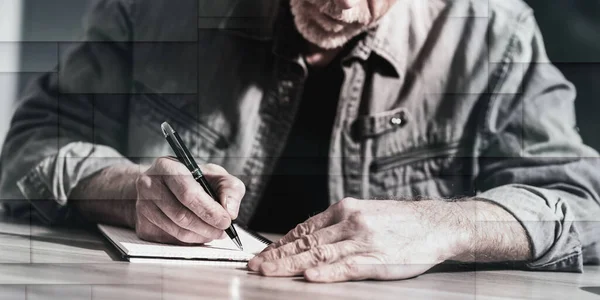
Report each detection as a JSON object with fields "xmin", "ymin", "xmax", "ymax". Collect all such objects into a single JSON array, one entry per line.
[
  {"xmin": 478, "ymin": 9, "xmax": 533, "ymax": 153},
  {"xmin": 526, "ymin": 250, "xmax": 582, "ymax": 269},
  {"xmin": 479, "ymin": 38, "xmax": 516, "ymax": 152}
]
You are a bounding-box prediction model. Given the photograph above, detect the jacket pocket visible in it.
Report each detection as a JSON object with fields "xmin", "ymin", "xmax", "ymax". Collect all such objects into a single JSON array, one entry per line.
[
  {"xmin": 368, "ymin": 140, "xmax": 473, "ymax": 199},
  {"xmin": 370, "ymin": 141, "xmax": 462, "ymax": 173}
]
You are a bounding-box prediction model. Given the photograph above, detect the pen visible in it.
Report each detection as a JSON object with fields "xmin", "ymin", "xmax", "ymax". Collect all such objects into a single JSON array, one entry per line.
[{"xmin": 161, "ymin": 122, "xmax": 243, "ymax": 251}]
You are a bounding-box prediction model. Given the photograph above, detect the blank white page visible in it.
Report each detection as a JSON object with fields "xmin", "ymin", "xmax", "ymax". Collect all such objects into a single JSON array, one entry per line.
[{"xmin": 98, "ymin": 224, "xmax": 270, "ymax": 262}]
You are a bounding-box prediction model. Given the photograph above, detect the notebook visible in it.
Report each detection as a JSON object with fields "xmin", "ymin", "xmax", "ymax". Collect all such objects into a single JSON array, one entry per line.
[{"xmin": 98, "ymin": 224, "xmax": 271, "ymax": 263}]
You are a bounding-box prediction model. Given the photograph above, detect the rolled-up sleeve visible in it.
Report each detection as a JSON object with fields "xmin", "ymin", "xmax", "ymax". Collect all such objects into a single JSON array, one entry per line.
[
  {"xmin": 0, "ymin": 0, "xmax": 134, "ymax": 225},
  {"xmin": 476, "ymin": 12, "xmax": 600, "ymax": 271},
  {"xmin": 15, "ymin": 143, "xmax": 131, "ymax": 224}
]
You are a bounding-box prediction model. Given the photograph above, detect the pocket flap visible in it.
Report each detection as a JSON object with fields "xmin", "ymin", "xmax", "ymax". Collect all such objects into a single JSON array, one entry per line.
[{"xmin": 354, "ymin": 108, "xmax": 410, "ymax": 138}]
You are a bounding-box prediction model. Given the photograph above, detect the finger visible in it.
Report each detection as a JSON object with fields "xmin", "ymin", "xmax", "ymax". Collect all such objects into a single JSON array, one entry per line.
[
  {"xmin": 152, "ymin": 193, "xmax": 224, "ymax": 240},
  {"xmin": 162, "ymin": 171, "xmax": 231, "ymax": 230},
  {"xmin": 303, "ymin": 255, "xmax": 381, "ymax": 283},
  {"xmin": 202, "ymin": 165, "xmax": 245, "ymax": 220},
  {"xmin": 137, "ymin": 174, "xmax": 223, "ymax": 240},
  {"xmin": 137, "ymin": 199, "xmax": 212, "ymax": 244},
  {"xmin": 249, "ymin": 221, "xmax": 351, "ymax": 271},
  {"xmin": 138, "ymin": 218, "xmax": 205, "ymax": 246},
  {"xmin": 136, "ymin": 213, "xmax": 181, "ymax": 244},
  {"xmin": 256, "ymin": 241, "xmax": 362, "ymax": 277},
  {"xmin": 266, "ymin": 209, "xmax": 338, "ymax": 251},
  {"xmin": 199, "ymin": 163, "xmax": 229, "ymax": 175}
]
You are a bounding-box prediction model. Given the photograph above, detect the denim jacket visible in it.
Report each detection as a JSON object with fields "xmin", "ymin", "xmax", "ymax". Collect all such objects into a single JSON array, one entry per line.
[{"xmin": 1, "ymin": 0, "xmax": 599, "ymax": 271}]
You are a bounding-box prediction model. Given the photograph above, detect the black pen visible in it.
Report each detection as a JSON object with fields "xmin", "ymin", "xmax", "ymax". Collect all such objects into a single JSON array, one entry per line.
[{"xmin": 161, "ymin": 122, "xmax": 243, "ymax": 251}]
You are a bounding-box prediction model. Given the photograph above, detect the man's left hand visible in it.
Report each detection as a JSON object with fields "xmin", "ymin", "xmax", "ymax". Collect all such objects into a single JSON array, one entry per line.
[{"xmin": 247, "ymin": 198, "xmax": 471, "ymax": 282}]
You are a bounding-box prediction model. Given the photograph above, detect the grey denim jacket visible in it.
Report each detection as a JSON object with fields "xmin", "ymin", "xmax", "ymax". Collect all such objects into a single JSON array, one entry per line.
[{"xmin": 1, "ymin": 0, "xmax": 599, "ymax": 271}]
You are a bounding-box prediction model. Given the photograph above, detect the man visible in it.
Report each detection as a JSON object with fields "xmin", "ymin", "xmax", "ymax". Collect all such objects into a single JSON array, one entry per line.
[{"xmin": 1, "ymin": 0, "xmax": 599, "ymax": 283}]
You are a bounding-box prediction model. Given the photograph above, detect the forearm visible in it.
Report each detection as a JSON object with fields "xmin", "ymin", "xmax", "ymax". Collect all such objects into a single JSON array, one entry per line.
[
  {"xmin": 450, "ymin": 199, "xmax": 532, "ymax": 263},
  {"xmin": 71, "ymin": 164, "xmax": 145, "ymax": 228}
]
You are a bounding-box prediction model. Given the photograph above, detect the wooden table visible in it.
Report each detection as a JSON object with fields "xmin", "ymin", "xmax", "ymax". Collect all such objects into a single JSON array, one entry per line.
[{"xmin": 1, "ymin": 215, "xmax": 599, "ymax": 300}]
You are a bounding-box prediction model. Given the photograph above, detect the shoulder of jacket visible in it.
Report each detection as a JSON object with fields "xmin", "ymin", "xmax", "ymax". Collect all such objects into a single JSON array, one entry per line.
[{"xmin": 444, "ymin": 0, "xmax": 534, "ymax": 23}]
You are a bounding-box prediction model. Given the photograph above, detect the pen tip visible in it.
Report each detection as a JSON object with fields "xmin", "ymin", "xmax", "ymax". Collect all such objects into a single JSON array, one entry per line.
[
  {"xmin": 161, "ymin": 122, "xmax": 174, "ymax": 137},
  {"xmin": 234, "ymin": 237, "xmax": 244, "ymax": 251}
]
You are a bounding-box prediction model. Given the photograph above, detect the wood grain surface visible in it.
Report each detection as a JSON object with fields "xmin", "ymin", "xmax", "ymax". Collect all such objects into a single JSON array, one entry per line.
[{"xmin": 1, "ymin": 215, "xmax": 599, "ymax": 300}]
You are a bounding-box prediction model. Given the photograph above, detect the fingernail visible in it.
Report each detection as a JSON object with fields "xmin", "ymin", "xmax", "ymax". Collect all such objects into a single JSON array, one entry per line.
[
  {"xmin": 226, "ymin": 197, "xmax": 237, "ymax": 216},
  {"xmin": 305, "ymin": 269, "xmax": 319, "ymax": 279},
  {"xmin": 260, "ymin": 262, "xmax": 277, "ymax": 274},
  {"xmin": 248, "ymin": 257, "xmax": 263, "ymax": 271}
]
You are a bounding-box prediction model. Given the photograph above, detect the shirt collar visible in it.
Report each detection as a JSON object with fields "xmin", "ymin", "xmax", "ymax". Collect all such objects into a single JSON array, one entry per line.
[{"xmin": 271, "ymin": 1, "xmax": 305, "ymax": 61}]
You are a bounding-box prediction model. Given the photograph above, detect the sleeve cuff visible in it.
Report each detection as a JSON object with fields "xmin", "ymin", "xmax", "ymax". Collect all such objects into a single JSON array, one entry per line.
[
  {"xmin": 15, "ymin": 142, "xmax": 133, "ymax": 225},
  {"xmin": 476, "ymin": 184, "xmax": 583, "ymax": 272}
]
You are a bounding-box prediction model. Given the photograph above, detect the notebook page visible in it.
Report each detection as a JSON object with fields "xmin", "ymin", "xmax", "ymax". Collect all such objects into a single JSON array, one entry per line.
[{"xmin": 98, "ymin": 224, "xmax": 269, "ymax": 261}]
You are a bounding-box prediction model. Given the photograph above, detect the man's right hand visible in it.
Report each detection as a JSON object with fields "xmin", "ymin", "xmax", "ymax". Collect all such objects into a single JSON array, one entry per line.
[{"xmin": 134, "ymin": 157, "xmax": 245, "ymax": 244}]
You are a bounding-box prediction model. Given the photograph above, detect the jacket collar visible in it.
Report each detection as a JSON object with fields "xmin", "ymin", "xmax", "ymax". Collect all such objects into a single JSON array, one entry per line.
[
  {"xmin": 353, "ymin": 2, "xmax": 410, "ymax": 77},
  {"xmin": 346, "ymin": 0, "xmax": 448, "ymax": 78}
]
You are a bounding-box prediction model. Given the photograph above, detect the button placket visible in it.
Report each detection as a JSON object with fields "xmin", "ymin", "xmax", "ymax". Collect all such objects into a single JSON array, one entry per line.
[
  {"xmin": 277, "ymin": 79, "xmax": 295, "ymax": 105},
  {"xmin": 342, "ymin": 64, "xmax": 366, "ymax": 198},
  {"xmin": 241, "ymin": 62, "xmax": 305, "ymax": 224}
]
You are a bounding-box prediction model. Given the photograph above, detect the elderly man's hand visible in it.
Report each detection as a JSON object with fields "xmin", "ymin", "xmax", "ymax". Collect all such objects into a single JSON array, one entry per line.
[
  {"xmin": 247, "ymin": 198, "xmax": 470, "ymax": 282},
  {"xmin": 134, "ymin": 157, "xmax": 245, "ymax": 245}
]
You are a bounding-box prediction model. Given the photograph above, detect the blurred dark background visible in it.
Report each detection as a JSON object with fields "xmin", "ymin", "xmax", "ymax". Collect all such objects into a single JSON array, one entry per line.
[
  {"xmin": 18, "ymin": 0, "xmax": 88, "ymax": 92},
  {"xmin": 0, "ymin": 0, "xmax": 89, "ymax": 147},
  {"xmin": 1, "ymin": 0, "xmax": 599, "ymax": 151},
  {"xmin": 525, "ymin": 0, "xmax": 600, "ymax": 151}
]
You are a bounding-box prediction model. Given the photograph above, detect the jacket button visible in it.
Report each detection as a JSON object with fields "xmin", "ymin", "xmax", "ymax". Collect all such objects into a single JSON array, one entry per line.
[
  {"xmin": 390, "ymin": 112, "xmax": 408, "ymax": 127},
  {"xmin": 278, "ymin": 80, "xmax": 295, "ymax": 105}
]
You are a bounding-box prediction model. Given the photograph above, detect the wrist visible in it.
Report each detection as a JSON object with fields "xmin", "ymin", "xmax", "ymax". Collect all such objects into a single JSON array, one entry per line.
[
  {"xmin": 440, "ymin": 201, "xmax": 476, "ymax": 261},
  {"xmin": 445, "ymin": 199, "xmax": 532, "ymax": 262},
  {"xmin": 108, "ymin": 164, "xmax": 141, "ymax": 229},
  {"xmin": 446, "ymin": 200, "xmax": 477, "ymax": 261},
  {"xmin": 71, "ymin": 164, "xmax": 142, "ymax": 228},
  {"xmin": 411, "ymin": 200, "xmax": 473, "ymax": 262}
]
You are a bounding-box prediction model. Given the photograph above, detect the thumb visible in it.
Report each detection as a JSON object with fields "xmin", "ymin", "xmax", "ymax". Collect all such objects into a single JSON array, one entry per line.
[
  {"xmin": 217, "ymin": 175, "xmax": 245, "ymax": 220},
  {"xmin": 200, "ymin": 164, "xmax": 246, "ymax": 220},
  {"xmin": 223, "ymin": 193, "xmax": 242, "ymax": 220}
]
